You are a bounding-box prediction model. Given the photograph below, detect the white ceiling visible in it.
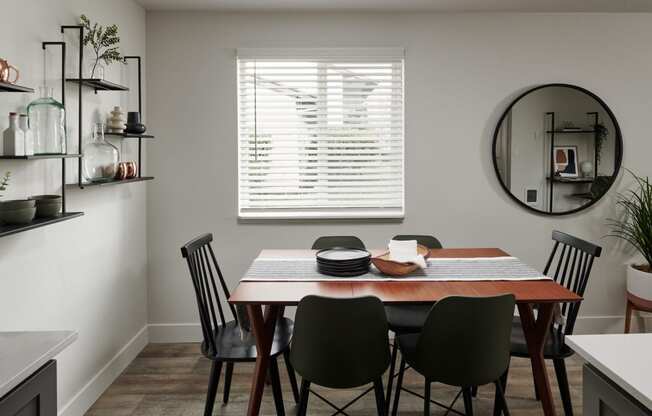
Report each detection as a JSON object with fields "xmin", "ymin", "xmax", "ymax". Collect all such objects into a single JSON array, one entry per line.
[{"xmin": 136, "ymin": 0, "xmax": 652, "ymax": 12}]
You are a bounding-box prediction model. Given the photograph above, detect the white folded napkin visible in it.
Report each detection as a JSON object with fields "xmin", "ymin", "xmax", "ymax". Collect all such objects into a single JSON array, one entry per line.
[{"xmin": 388, "ymin": 239, "xmax": 427, "ymax": 269}]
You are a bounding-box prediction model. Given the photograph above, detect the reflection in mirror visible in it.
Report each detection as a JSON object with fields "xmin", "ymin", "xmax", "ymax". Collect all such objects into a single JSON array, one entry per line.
[{"xmin": 493, "ymin": 84, "xmax": 622, "ymax": 215}]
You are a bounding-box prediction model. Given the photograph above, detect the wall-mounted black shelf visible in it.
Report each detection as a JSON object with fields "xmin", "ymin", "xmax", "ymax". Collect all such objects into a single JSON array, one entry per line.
[
  {"xmin": 70, "ymin": 176, "xmax": 154, "ymax": 189},
  {"xmin": 105, "ymin": 132, "xmax": 154, "ymax": 139},
  {"xmin": 547, "ymin": 176, "xmax": 595, "ymax": 184},
  {"xmin": 546, "ymin": 130, "xmax": 596, "ymax": 134},
  {"xmin": 60, "ymin": 26, "xmax": 154, "ymax": 190},
  {"xmin": 570, "ymin": 192, "xmax": 595, "ymax": 200},
  {"xmin": 65, "ymin": 78, "xmax": 129, "ymax": 92},
  {"xmin": 0, "ymin": 212, "xmax": 84, "ymax": 238},
  {"xmin": 0, "ymin": 154, "xmax": 81, "ymax": 160},
  {"xmin": 545, "ymin": 112, "xmax": 600, "ymax": 213},
  {"xmin": 0, "ymin": 82, "xmax": 34, "ymax": 93}
]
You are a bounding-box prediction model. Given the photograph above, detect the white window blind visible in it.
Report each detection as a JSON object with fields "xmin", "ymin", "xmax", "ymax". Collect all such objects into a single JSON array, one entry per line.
[{"xmin": 237, "ymin": 48, "xmax": 405, "ymax": 219}]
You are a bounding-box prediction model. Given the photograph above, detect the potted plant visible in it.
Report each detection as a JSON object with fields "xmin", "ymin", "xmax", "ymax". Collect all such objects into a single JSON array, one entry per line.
[
  {"xmin": 80, "ymin": 15, "xmax": 123, "ymax": 79},
  {"xmin": 608, "ymin": 171, "xmax": 652, "ymax": 301}
]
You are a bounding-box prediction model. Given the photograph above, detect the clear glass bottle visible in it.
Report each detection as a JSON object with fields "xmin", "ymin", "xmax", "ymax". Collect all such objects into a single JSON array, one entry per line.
[
  {"xmin": 27, "ymin": 87, "xmax": 66, "ymax": 154},
  {"xmin": 83, "ymin": 123, "xmax": 119, "ymax": 182},
  {"xmin": 86, "ymin": 61, "xmax": 105, "ymax": 80}
]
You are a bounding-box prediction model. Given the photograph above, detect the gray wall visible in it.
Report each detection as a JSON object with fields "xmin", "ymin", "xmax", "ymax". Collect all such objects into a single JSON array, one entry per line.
[
  {"xmin": 0, "ymin": 0, "xmax": 148, "ymax": 413},
  {"xmin": 146, "ymin": 11, "xmax": 652, "ymax": 339}
]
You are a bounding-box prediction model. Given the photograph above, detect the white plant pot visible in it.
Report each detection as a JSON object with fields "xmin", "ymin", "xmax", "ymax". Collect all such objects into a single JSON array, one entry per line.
[{"xmin": 627, "ymin": 264, "xmax": 652, "ymax": 301}]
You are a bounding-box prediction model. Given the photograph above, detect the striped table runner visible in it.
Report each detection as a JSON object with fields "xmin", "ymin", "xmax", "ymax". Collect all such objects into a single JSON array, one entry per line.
[{"xmin": 241, "ymin": 256, "xmax": 549, "ymax": 282}]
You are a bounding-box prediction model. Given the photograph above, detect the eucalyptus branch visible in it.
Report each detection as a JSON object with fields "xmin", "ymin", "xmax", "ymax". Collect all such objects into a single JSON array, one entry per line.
[{"xmin": 80, "ymin": 15, "xmax": 123, "ymax": 78}]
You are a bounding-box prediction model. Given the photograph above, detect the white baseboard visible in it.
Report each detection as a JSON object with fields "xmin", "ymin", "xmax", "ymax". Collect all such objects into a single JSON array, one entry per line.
[
  {"xmin": 148, "ymin": 323, "xmax": 203, "ymax": 342},
  {"xmin": 574, "ymin": 314, "xmax": 651, "ymax": 334},
  {"xmin": 58, "ymin": 325, "xmax": 149, "ymax": 416}
]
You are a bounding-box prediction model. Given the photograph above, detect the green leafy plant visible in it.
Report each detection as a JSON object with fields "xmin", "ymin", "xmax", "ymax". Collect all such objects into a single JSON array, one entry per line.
[
  {"xmin": 607, "ymin": 170, "xmax": 652, "ymax": 272},
  {"xmin": 80, "ymin": 14, "xmax": 123, "ymax": 79},
  {"xmin": 0, "ymin": 172, "xmax": 10, "ymax": 198}
]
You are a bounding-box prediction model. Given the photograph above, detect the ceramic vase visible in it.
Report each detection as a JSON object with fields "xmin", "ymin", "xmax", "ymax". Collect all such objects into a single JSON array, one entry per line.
[
  {"xmin": 580, "ymin": 161, "xmax": 594, "ymax": 178},
  {"xmin": 3, "ymin": 112, "xmax": 25, "ymax": 156},
  {"xmin": 108, "ymin": 106, "xmax": 125, "ymax": 133},
  {"xmin": 19, "ymin": 114, "xmax": 34, "ymax": 156},
  {"xmin": 125, "ymin": 112, "xmax": 146, "ymax": 135}
]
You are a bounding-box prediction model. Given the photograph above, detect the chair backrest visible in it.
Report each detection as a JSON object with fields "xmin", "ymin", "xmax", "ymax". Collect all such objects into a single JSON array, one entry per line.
[
  {"xmin": 544, "ymin": 230, "xmax": 602, "ymax": 337},
  {"xmin": 392, "ymin": 234, "xmax": 443, "ymax": 249},
  {"xmin": 311, "ymin": 236, "xmax": 366, "ymax": 250},
  {"xmin": 290, "ymin": 295, "xmax": 390, "ymax": 389},
  {"xmin": 414, "ymin": 295, "xmax": 516, "ymax": 387},
  {"xmin": 180, "ymin": 233, "xmax": 237, "ymax": 356}
]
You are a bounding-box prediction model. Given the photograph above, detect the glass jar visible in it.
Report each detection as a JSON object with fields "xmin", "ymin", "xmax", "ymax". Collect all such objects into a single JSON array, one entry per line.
[
  {"xmin": 27, "ymin": 87, "xmax": 66, "ymax": 154},
  {"xmin": 83, "ymin": 123, "xmax": 119, "ymax": 182},
  {"xmin": 86, "ymin": 61, "xmax": 105, "ymax": 80}
]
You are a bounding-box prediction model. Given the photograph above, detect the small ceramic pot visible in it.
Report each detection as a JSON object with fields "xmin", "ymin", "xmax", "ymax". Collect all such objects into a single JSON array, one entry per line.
[
  {"xmin": 0, "ymin": 199, "xmax": 35, "ymax": 211},
  {"xmin": 0, "ymin": 207, "xmax": 36, "ymax": 224}
]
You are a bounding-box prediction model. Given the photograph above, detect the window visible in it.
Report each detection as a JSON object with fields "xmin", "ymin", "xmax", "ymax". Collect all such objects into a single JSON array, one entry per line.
[{"xmin": 237, "ymin": 48, "xmax": 405, "ymax": 219}]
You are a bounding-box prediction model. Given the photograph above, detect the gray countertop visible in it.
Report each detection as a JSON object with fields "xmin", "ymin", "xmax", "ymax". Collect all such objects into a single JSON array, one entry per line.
[{"xmin": 0, "ymin": 331, "xmax": 77, "ymax": 398}]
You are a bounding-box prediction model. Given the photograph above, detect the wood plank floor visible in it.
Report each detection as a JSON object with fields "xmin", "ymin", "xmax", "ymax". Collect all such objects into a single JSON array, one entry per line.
[{"xmin": 86, "ymin": 343, "xmax": 583, "ymax": 415}]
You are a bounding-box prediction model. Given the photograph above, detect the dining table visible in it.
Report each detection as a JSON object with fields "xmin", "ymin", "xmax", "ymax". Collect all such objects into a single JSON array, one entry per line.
[{"xmin": 228, "ymin": 247, "xmax": 581, "ymax": 416}]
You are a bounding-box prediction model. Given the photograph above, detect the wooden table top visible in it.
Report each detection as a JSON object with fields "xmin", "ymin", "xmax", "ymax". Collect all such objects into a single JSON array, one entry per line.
[{"xmin": 229, "ymin": 248, "xmax": 582, "ymax": 305}]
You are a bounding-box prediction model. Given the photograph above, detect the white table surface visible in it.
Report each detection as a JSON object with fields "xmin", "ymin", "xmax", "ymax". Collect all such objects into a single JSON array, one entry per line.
[
  {"xmin": 567, "ymin": 333, "xmax": 652, "ymax": 410},
  {"xmin": 0, "ymin": 331, "xmax": 77, "ymax": 398}
]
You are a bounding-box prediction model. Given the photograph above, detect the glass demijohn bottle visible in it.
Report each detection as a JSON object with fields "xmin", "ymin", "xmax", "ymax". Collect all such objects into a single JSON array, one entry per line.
[
  {"xmin": 26, "ymin": 87, "xmax": 66, "ymax": 154},
  {"xmin": 83, "ymin": 123, "xmax": 119, "ymax": 183}
]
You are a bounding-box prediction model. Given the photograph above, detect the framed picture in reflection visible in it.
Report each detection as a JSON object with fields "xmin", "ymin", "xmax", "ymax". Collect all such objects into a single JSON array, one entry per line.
[{"xmin": 554, "ymin": 146, "xmax": 579, "ymax": 177}]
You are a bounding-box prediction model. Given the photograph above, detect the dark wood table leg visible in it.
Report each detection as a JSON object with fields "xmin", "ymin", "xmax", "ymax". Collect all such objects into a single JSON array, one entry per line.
[
  {"xmin": 246, "ymin": 304, "xmax": 281, "ymax": 416},
  {"xmin": 518, "ymin": 303, "xmax": 556, "ymax": 416}
]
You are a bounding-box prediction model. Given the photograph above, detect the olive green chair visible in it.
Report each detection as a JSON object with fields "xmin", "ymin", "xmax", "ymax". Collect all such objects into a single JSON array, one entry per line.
[
  {"xmin": 311, "ymin": 236, "xmax": 366, "ymax": 250},
  {"xmin": 391, "ymin": 295, "xmax": 515, "ymax": 416},
  {"xmin": 384, "ymin": 234, "xmax": 443, "ymax": 411},
  {"xmin": 291, "ymin": 295, "xmax": 391, "ymax": 416}
]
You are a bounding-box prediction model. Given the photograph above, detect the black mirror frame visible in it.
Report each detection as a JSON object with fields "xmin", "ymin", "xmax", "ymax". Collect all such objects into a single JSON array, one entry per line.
[{"xmin": 491, "ymin": 83, "xmax": 624, "ymax": 216}]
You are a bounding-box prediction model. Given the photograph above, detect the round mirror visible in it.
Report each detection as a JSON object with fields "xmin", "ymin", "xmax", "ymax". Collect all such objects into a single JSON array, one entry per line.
[{"xmin": 492, "ymin": 84, "xmax": 623, "ymax": 215}]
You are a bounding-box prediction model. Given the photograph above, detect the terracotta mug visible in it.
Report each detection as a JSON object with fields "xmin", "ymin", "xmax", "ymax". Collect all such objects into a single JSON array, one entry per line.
[{"xmin": 0, "ymin": 59, "xmax": 19, "ymax": 84}]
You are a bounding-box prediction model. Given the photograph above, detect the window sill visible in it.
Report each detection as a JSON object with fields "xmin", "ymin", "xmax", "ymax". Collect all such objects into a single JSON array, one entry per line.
[{"xmin": 238, "ymin": 209, "xmax": 404, "ymax": 222}]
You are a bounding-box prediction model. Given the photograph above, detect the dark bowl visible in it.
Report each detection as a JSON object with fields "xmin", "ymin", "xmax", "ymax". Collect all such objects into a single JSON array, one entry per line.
[
  {"xmin": 0, "ymin": 207, "xmax": 36, "ymax": 224},
  {"xmin": 0, "ymin": 199, "xmax": 36, "ymax": 211}
]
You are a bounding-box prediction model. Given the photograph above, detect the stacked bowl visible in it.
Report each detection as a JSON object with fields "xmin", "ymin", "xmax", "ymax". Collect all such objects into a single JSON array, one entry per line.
[
  {"xmin": 29, "ymin": 195, "xmax": 62, "ymax": 218},
  {"xmin": 316, "ymin": 248, "xmax": 371, "ymax": 277},
  {"xmin": 0, "ymin": 199, "xmax": 36, "ymax": 224}
]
